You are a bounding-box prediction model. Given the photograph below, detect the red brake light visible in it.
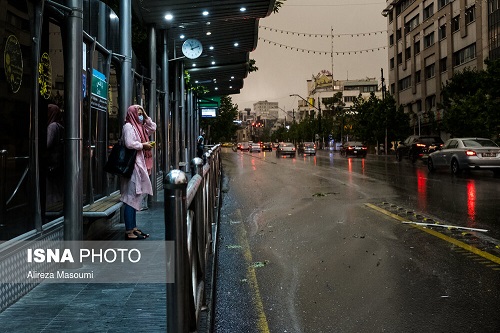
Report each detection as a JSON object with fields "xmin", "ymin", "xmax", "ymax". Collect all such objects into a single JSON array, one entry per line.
[
  {"xmin": 466, "ymin": 150, "xmax": 477, "ymax": 156},
  {"xmin": 416, "ymin": 143, "xmax": 426, "ymax": 147},
  {"xmin": 348, "ymin": 147, "xmax": 354, "ymax": 150},
  {"xmin": 362, "ymin": 147, "xmax": 367, "ymax": 150}
]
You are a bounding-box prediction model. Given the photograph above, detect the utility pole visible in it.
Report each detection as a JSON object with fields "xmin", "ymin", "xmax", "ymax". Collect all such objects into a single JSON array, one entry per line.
[{"xmin": 381, "ymin": 68, "xmax": 387, "ymax": 155}]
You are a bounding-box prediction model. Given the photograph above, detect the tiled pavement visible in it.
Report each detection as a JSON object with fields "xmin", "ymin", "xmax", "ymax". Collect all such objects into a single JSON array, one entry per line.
[{"xmin": 0, "ymin": 193, "xmax": 178, "ymax": 333}]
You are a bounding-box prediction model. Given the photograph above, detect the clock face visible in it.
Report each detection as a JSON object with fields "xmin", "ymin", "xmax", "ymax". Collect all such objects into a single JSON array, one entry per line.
[{"xmin": 182, "ymin": 39, "xmax": 203, "ymax": 59}]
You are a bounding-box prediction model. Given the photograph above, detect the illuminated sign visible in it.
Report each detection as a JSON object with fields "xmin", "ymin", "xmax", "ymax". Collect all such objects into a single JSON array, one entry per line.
[{"xmin": 201, "ymin": 107, "xmax": 217, "ymax": 118}]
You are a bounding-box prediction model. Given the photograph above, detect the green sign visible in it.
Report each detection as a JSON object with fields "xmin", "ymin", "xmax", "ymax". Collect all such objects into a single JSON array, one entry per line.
[{"xmin": 91, "ymin": 69, "xmax": 108, "ymax": 112}]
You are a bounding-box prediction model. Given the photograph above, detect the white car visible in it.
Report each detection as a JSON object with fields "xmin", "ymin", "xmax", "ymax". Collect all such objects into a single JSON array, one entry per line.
[
  {"xmin": 249, "ymin": 143, "xmax": 261, "ymax": 153},
  {"xmin": 427, "ymin": 138, "xmax": 500, "ymax": 175}
]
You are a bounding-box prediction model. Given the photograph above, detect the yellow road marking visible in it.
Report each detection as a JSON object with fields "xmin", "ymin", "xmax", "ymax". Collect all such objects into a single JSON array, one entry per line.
[
  {"xmin": 365, "ymin": 203, "xmax": 500, "ymax": 265},
  {"xmin": 234, "ymin": 219, "xmax": 271, "ymax": 333}
]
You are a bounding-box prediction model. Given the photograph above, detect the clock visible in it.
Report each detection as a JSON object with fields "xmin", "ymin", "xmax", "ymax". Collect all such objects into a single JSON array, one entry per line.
[{"xmin": 182, "ymin": 38, "xmax": 203, "ymax": 59}]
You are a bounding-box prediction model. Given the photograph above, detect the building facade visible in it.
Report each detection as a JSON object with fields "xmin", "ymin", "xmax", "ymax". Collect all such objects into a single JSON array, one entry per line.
[{"xmin": 382, "ymin": 0, "xmax": 499, "ymax": 133}]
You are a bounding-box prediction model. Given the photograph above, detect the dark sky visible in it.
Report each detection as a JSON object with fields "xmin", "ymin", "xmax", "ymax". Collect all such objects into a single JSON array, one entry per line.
[{"xmin": 232, "ymin": 0, "xmax": 388, "ymax": 111}]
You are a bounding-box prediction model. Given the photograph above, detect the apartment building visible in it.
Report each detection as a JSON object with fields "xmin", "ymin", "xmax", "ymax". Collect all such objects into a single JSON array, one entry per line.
[
  {"xmin": 382, "ymin": 0, "xmax": 500, "ymax": 132},
  {"xmin": 294, "ymin": 70, "xmax": 381, "ymax": 122}
]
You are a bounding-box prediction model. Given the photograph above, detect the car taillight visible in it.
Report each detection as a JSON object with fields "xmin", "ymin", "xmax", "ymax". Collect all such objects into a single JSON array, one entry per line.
[
  {"xmin": 466, "ymin": 150, "xmax": 477, "ymax": 156},
  {"xmin": 348, "ymin": 147, "xmax": 354, "ymax": 150},
  {"xmin": 362, "ymin": 147, "xmax": 367, "ymax": 150},
  {"xmin": 416, "ymin": 143, "xmax": 426, "ymax": 147},
  {"xmin": 292, "ymin": 148, "xmax": 296, "ymax": 151}
]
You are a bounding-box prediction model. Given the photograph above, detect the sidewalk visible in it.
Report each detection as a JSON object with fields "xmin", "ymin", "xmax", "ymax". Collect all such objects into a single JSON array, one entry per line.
[{"xmin": 0, "ymin": 194, "xmax": 173, "ymax": 333}]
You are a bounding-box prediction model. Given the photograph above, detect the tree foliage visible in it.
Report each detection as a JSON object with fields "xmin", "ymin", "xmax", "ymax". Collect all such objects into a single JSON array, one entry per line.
[{"xmin": 440, "ymin": 59, "xmax": 500, "ymax": 138}]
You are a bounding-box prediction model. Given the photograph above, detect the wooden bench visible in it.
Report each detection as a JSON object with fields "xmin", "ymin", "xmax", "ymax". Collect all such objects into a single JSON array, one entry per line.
[{"xmin": 82, "ymin": 191, "xmax": 122, "ymax": 217}]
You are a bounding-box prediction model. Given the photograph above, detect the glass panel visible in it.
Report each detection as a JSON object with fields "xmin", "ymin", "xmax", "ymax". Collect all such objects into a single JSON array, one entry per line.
[{"xmin": 0, "ymin": 0, "xmax": 34, "ymax": 239}]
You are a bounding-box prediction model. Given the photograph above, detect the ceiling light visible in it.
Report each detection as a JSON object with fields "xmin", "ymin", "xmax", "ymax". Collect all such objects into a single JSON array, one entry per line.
[
  {"xmin": 234, "ymin": 42, "xmax": 239, "ymax": 47},
  {"xmin": 211, "ymin": 61, "xmax": 215, "ymax": 65},
  {"xmin": 209, "ymin": 46, "xmax": 214, "ymax": 50},
  {"xmin": 180, "ymin": 34, "xmax": 185, "ymax": 39},
  {"xmin": 215, "ymin": 87, "xmax": 218, "ymax": 90},
  {"xmin": 195, "ymin": 81, "xmax": 199, "ymax": 84},
  {"xmin": 206, "ymin": 32, "xmax": 211, "ymax": 36},
  {"xmin": 229, "ymin": 86, "xmax": 233, "ymax": 89},
  {"xmin": 240, "ymin": 7, "xmax": 246, "ymax": 12},
  {"xmin": 203, "ymin": 11, "xmax": 209, "ymax": 16},
  {"xmin": 165, "ymin": 13, "xmax": 173, "ymax": 20},
  {"xmin": 109, "ymin": 13, "xmax": 118, "ymax": 19},
  {"xmin": 192, "ymin": 64, "xmax": 196, "ymax": 67},
  {"xmin": 231, "ymin": 76, "xmax": 234, "ymax": 79}
]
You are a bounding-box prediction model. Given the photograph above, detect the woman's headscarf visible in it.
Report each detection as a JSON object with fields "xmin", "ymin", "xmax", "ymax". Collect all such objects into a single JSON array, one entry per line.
[
  {"xmin": 125, "ymin": 104, "xmax": 153, "ymax": 172},
  {"xmin": 47, "ymin": 104, "xmax": 63, "ymax": 126}
]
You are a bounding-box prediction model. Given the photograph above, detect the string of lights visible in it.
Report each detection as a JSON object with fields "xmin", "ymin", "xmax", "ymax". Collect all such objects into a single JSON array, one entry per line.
[
  {"xmin": 259, "ymin": 26, "xmax": 387, "ymax": 38},
  {"xmin": 259, "ymin": 38, "xmax": 387, "ymax": 55}
]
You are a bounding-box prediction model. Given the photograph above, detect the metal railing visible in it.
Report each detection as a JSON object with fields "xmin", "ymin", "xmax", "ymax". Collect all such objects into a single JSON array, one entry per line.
[
  {"xmin": 164, "ymin": 144, "xmax": 222, "ymax": 333},
  {"xmin": 0, "ymin": 151, "xmax": 30, "ymax": 225}
]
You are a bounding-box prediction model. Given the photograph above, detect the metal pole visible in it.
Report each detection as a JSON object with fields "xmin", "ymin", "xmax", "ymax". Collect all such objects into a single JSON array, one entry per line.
[
  {"xmin": 162, "ymin": 30, "xmax": 171, "ymax": 172},
  {"xmin": 63, "ymin": 0, "xmax": 84, "ymax": 259},
  {"xmin": 173, "ymin": 61, "xmax": 180, "ymax": 169},
  {"xmin": 149, "ymin": 25, "xmax": 158, "ymax": 199},
  {"xmin": 31, "ymin": 0, "xmax": 45, "ymax": 231},
  {"xmin": 165, "ymin": 169, "xmax": 189, "ymax": 333},
  {"xmin": 119, "ymin": 0, "xmax": 133, "ymax": 125},
  {"xmin": 180, "ymin": 62, "xmax": 186, "ymax": 168}
]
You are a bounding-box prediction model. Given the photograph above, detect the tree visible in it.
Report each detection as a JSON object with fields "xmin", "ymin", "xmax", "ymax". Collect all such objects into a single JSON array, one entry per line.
[
  {"xmin": 201, "ymin": 96, "xmax": 238, "ymax": 143},
  {"xmin": 440, "ymin": 59, "xmax": 500, "ymax": 138}
]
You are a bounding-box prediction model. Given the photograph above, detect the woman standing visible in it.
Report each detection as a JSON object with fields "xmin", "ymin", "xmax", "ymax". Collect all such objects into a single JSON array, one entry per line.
[{"xmin": 121, "ymin": 104, "xmax": 156, "ymax": 240}]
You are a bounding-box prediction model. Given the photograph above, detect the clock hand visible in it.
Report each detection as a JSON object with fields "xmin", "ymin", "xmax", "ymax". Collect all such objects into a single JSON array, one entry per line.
[{"xmin": 191, "ymin": 46, "xmax": 200, "ymax": 50}]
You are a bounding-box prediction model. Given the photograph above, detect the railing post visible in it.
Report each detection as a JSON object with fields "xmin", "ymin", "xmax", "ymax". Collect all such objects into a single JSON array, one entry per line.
[
  {"xmin": 165, "ymin": 169, "xmax": 189, "ymax": 333},
  {"xmin": 0, "ymin": 150, "xmax": 7, "ymax": 226},
  {"xmin": 191, "ymin": 157, "xmax": 207, "ymax": 268}
]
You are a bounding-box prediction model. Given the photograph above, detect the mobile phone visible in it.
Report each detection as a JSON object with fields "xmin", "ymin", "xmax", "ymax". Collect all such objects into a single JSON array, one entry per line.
[{"xmin": 149, "ymin": 141, "xmax": 155, "ymax": 146}]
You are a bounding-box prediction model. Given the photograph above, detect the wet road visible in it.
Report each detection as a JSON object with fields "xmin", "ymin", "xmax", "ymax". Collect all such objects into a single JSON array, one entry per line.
[{"xmin": 213, "ymin": 148, "xmax": 500, "ymax": 333}]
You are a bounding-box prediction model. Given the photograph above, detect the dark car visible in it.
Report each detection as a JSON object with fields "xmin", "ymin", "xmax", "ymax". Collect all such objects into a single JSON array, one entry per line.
[
  {"xmin": 276, "ymin": 142, "xmax": 296, "ymax": 158},
  {"xmin": 396, "ymin": 135, "xmax": 444, "ymax": 163},
  {"xmin": 340, "ymin": 141, "xmax": 367, "ymax": 157},
  {"xmin": 298, "ymin": 142, "xmax": 316, "ymax": 155},
  {"xmin": 262, "ymin": 142, "xmax": 273, "ymax": 152}
]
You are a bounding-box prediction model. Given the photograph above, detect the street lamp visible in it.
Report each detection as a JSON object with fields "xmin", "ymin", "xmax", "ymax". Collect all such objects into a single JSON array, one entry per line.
[{"xmin": 290, "ymin": 93, "xmax": 322, "ymax": 145}]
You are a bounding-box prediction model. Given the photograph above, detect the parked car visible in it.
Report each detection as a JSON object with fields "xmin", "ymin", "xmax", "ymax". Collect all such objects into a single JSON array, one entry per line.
[
  {"xmin": 272, "ymin": 142, "xmax": 279, "ymax": 149},
  {"xmin": 427, "ymin": 138, "xmax": 500, "ymax": 175},
  {"xmin": 249, "ymin": 142, "xmax": 261, "ymax": 153},
  {"xmin": 262, "ymin": 142, "xmax": 273, "ymax": 152},
  {"xmin": 298, "ymin": 142, "xmax": 316, "ymax": 155},
  {"xmin": 276, "ymin": 142, "xmax": 296, "ymax": 158},
  {"xmin": 236, "ymin": 142, "xmax": 242, "ymax": 150},
  {"xmin": 240, "ymin": 142, "xmax": 250, "ymax": 151},
  {"xmin": 340, "ymin": 141, "xmax": 367, "ymax": 157},
  {"xmin": 396, "ymin": 135, "xmax": 444, "ymax": 163}
]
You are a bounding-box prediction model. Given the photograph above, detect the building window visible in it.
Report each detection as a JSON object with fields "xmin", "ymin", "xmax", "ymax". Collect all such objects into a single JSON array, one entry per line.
[
  {"xmin": 438, "ymin": 24, "xmax": 447, "ymax": 40},
  {"xmin": 389, "ymin": 11, "xmax": 394, "ymax": 22},
  {"xmin": 416, "ymin": 100, "xmax": 422, "ymax": 112},
  {"xmin": 405, "ymin": 15, "xmax": 420, "ymax": 34},
  {"xmin": 362, "ymin": 86, "xmax": 377, "ymax": 93},
  {"xmin": 415, "ymin": 70, "xmax": 421, "ymax": 83},
  {"xmin": 396, "ymin": 28, "xmax": 402, "ymax": 41},
  {"xmin": 397, "ymin": 52, "xmax": 403, "ymax": 65},
  {"xmin": 414, "ymin": 40, "xmax": 421, "ymax": 54},
  {"xmin": 398, "ymin": 75, "xmax": 412, "ymax": 91},
  {"xmin": 440, "ymin": 57, "xmax": 447, "ymax": 72},
  {"xmin": 490, "ymin": 0, "xmax": 500, "ymax": 14},
  {"xmin": 423, "ymin": 4, "xmax": 434, "ymax": 20},
  {"xmin": 389, "ymin": 34, "xmax": 394, "ymax": 46},
  {"xmin": 425, "ymin": 63, "xmax": 435, "ymax": 79},
  {"xmin": 438, "ymin": 0, "xmax": 449, "ymax": 10},
  {"xmin": 390, "ymin": 57, "xmax": 395, "ymax": 69},
  {"xmin": 425, "ymin": 95, "xmax": 436, "ymax": 111},
  {"xmin": 465, "ymin": 6, "xmax": 475, "ymax": 25},
  {"xmin": 405, "ymin": 46, "xmax": 411, "ymax": 59},
  {"xmin": 424, "ymin": 32, "xmax": 435, "ymax": 48},
  {"xmin": 452, "ymin": 15, "xmax": 460, "ymax": 32},
  {"xmin": 344, "ymin": 96, "xmax": 356, "ymax": 103},
  {"xmin": 453, "ymin": 43, "xmax": 476, "ymax": 66},
  {"xmin": 390, "ymin": 83, "xmax": 395, "ymax": 94}
]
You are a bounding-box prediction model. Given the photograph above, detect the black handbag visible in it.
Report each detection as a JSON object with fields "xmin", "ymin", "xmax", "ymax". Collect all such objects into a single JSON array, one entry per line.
[{"xmin": 104, "ymin": 140, "xmax": 137, "ymax": 178}]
